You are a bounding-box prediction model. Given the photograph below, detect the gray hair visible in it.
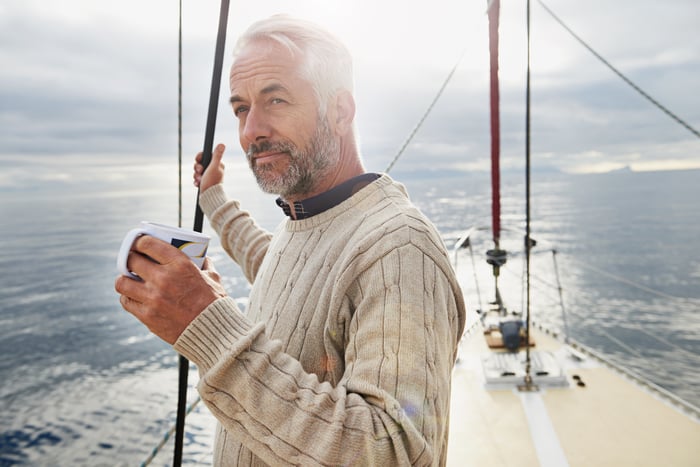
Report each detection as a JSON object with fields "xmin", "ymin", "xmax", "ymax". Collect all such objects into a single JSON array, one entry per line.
[{"xmin": 233, "ymin": 15, "xmax": 355, "ymax": 116}]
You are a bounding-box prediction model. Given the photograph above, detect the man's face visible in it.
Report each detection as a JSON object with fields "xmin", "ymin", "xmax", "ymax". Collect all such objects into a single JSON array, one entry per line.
[{"xmin": 229, "ymin": 39, "xmax": 339, "ymax": 199}]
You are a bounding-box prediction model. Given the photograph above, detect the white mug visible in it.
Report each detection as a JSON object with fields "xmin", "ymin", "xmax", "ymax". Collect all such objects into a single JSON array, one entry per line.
[{"xmin": 117, "ymin": 221, "xmax": 210, "ymax": 279}]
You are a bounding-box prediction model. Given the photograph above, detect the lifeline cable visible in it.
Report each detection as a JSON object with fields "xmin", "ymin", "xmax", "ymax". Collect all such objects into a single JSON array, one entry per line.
[{"xmin": 140, "ymin": 398, "xmax": 201, "ymax": 467}]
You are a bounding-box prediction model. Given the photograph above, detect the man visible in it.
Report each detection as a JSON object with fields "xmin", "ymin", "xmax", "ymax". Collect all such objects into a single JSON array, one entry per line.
[{"xmin": 116, "ymin": 15, "xmax": 466, "ymax": 466}]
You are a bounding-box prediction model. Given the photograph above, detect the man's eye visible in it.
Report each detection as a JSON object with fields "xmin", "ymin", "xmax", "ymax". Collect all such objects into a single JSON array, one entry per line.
[
  {"xmin": 271, "ymin": 98, "xmax": 285, "ymax": 105},
  {"xmin": 233, "ymin": 106, "xmax": 248, "ymax": 117}
]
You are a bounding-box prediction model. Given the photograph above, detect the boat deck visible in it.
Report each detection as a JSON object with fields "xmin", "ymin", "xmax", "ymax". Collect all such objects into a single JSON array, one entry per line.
[{"xmin": 447, "ymin": 326, "xmax": 700, "ymax": 466}]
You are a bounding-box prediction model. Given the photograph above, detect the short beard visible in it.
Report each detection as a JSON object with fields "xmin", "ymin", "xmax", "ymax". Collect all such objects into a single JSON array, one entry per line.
[{"xmin": 246, "ymin": 117, "xmax": 339, "ymax": 199}]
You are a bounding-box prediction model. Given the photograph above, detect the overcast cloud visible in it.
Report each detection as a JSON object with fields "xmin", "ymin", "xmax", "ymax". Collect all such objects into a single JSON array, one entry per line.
[{"xmin": 1, "ymin": 0, "xmax": 698, "ymax": 181}]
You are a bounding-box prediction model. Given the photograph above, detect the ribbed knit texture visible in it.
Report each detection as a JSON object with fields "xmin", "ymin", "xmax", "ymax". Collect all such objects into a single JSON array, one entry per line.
[{"xmin": 175, "ymin": 175, "xmax": 466, "ymax": 466}]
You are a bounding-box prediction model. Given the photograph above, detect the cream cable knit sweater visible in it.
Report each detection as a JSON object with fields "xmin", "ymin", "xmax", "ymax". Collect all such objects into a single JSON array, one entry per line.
[{"xmin": 174, "ymin": 175, "xmax": 466, "ymax": 466}]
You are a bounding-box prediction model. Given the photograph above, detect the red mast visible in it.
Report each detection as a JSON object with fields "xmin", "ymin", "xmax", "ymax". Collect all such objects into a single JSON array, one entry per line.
[{"xmin": 486, "ymin": 0, "xmax": 507, "ymax": 313}]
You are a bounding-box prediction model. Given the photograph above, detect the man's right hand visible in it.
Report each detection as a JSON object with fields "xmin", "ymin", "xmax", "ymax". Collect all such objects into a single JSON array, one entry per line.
[{"xmin": 194, "ymin": 143, "xmax": 226, "ymax": 193}]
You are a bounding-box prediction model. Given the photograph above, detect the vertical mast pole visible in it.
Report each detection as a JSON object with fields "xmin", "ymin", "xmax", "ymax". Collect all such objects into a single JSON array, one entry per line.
[
  {"xmin": 523, "ymin": 0, "xmax": 535, "ymax": 389},
  {"xmin": 486, "ymin": 0, "xmax": 507, "ymax": 312},
  {"xmin": 487, "ymin": 0, "xmax": 501, "ymax": 248},
  {"xmin": 193, "ymin": 0, "xmax": 230, "ymax": 233}
]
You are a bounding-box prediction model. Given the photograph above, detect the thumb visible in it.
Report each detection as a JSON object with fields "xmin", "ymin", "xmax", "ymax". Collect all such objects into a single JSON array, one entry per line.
[
  {"xmin": 201, "ymin": 143, "xmax": 226, "ymax": 192},
  {"xmin": 210, "ymin": 143, "xmax": 225, "ymax": 167}
]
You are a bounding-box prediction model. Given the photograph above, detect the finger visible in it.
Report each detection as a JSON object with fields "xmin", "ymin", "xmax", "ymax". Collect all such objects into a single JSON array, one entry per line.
[
  {"xmin": 193, "ymin": 152, "xmax": 205, "ymax": 186},
  {"xmin": 199, "ymin": 143, "xmax": 227, "ymax": 192},
  {"xmin": 204, "ymin": 143, "xmax": 225, "ymax": 173},
  {"xmin": 119, "ymin": 292, "xmax": 141, "ymax": 314},
  {"xmin": 115, "ymin": 275, "xmax": 147, "ymax": 305},
  {"xmin": 124, "ymin": 248, "xmax": 158, "ymax": 281},
  {"xmin": 131, "ymin": 235, "xmax": 189, "ymax": 273},
  {"xmin": 212, "ymin": 143, "xmax": 226, "ymax": 163}
]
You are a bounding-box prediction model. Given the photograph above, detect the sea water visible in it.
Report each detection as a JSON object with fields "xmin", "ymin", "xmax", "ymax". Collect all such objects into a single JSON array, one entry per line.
[{"xmin": 1, "ymin": 163, "xmax": 698, "ymax": 465}]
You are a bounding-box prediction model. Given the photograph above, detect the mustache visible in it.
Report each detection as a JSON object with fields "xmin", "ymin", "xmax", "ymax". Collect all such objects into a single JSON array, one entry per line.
[{"xmin": 246, "ymin": 140, "xmax": 296, "ymax": 159}]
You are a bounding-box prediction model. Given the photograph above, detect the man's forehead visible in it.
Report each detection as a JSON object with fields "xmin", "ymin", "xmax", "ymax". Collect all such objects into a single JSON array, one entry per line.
[{"xmin": 229, "ymin": 40, "xmax": 308, "ymax": 98}]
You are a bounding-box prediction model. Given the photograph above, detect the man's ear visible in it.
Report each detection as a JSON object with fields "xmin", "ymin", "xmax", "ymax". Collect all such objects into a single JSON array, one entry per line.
[{"xmin": 331, "ymin": 90, "xmax": 356, "ymax": 136}]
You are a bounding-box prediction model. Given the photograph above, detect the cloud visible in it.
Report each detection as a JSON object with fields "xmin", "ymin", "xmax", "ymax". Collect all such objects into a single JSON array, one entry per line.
[
  {"xmin": 0, "ymin": 2, "xmax": 178, "ymax": 158},
  {"xmin": 1, "ymin": 0, "xmax": 699, "ymax": 175}
]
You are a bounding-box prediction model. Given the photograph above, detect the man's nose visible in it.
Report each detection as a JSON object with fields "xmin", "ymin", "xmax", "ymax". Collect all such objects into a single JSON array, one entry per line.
[{"xmin": 241, "ymin": 106, "xmax": 271, "ymax": 145}]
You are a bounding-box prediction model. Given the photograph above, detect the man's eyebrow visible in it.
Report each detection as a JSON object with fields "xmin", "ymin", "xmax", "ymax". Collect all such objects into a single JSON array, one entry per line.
[
  {"xmin": 260, "ymin": 83, "xmax": 287, "ymax": 95},
  {"xmin": 229, "ymin": 83, "xmax": 288, "ymax": 104}
]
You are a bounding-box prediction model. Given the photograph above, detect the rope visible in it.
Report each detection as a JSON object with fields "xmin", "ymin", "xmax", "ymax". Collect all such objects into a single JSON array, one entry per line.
[
  {"xmin": 596, "ymin": 325, "xmax": 646, "ymax": 358},
  {"xmin": 635, "ymin": 326, "xmax": 700, "ymax": 360},
  {"xmin": 570, "ymin": 256, "xmax": 694, "ymax": 301},
  {"xmin": 536, "ymin": 0, "xmax": 700, "ymax": 139},
  {"xmin": 140, "ymin": 396, "xmax": 202, "ymax": 467},
  {"xmin": 544, "ymin": 252, "xmax": 699, "ymax": 358},
  {"xmin": 384, "ymin": 49, "xmax": 466, "ymax": 173},
  {"xmin": 551, "ymin": 250, "xmax": 570, "ymax": 343},
  {"xmin": 558, "ymin": 296, "xmax": 700, "ymax": 361}
]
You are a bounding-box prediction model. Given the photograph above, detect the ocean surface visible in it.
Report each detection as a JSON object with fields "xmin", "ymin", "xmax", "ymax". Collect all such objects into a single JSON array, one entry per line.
[{"xmin": 1, "ymin": 163, "xmax": 699, "ymax": 465}]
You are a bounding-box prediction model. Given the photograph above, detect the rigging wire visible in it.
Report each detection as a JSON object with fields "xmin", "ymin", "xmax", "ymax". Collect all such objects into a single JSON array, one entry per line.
[
  {"xmin": 485, "ymin": 248, "xmax": 700, "ymax": 359},
  {"xmin": 550, "ymin": 251, "xmax": 568, "ymax": 343},
  {"xmin": 139, "ymin": 398, "xmax": 201, "ymax": 467},
  {"xmin": 384, "ymin": 49, "xmax": 466, "ymax": 174},
  {"xmin": 178, "ymin": 0, "xmax": 183, "ymax": 229},
  {"xmin": 521, "ymin": 0, "xmax": 535, "ymax": 390},
  {"xmin": 468, "ymin": 243, "xmax": 485, "ymax": 314},
  {"xmin": 380, "ymin": 2, "xmax": 698, "ymax": 177},
  {"xmin": 569, "ymin": 256, "xmax": 695, "ymax": 302},
  {"xmin": 536, "ymin": 0, "xmax": 700, "ymax": 139}
]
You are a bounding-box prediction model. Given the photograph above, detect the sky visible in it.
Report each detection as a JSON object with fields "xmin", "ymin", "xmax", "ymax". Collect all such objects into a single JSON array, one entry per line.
[{"xmin": 1, "ymin": 0, "xmax": 699, "ymax": 186}]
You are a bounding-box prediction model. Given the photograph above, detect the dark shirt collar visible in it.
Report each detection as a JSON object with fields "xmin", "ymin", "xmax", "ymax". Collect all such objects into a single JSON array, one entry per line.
[{"xmin": 276, "ymin": 173, "xmax": 381, "ymax": 220}]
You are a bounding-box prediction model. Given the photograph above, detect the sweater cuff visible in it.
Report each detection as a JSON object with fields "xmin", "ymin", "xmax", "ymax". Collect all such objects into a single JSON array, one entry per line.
[
  {"xmin": 174, "ymin": 296, "xmax": 254, "ymax": 373},
  {"xmin": 199, "ymin": 184, "xmax": 236, "ymax": 218}
]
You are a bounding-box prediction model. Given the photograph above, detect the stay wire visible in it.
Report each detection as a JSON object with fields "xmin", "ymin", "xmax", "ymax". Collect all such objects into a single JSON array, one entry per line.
[
  {"xmin": 178, "ymin": 0, "xmax": 183, "ymax": 229},
  {"xmin": 536, "ymin": 0, "xmax": 700, "ymax": 139},
  {"xmin": 384, "ymin": 49, "xmax": 466, "ymax": 173}
]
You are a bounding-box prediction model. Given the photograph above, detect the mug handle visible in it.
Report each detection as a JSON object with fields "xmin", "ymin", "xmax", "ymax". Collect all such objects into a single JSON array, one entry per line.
[{"xmin": 116, "ymin": 227, "xmax": 147, "ymax": 279}]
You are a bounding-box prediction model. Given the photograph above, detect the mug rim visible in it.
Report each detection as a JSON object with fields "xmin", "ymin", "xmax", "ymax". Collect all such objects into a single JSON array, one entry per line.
[{"xmin": 140, "ymin": 221, "xmax": 210, "ymax": 239}]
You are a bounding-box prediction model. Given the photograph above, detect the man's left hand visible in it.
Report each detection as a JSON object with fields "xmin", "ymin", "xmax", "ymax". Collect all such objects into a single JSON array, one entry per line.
[{"xmin": 115, "ymin": 235, "xmax": 227, "ymax": 344}]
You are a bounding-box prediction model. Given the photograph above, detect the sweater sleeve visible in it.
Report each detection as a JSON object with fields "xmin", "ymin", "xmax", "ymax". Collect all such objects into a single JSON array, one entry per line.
[
  {"xmin": 174, "ymin": 233, "xmax": 464, "ymax": 466},
  {"xmin": 199, "ymin": 184, "xmax": 273, "ymax": 283}
]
